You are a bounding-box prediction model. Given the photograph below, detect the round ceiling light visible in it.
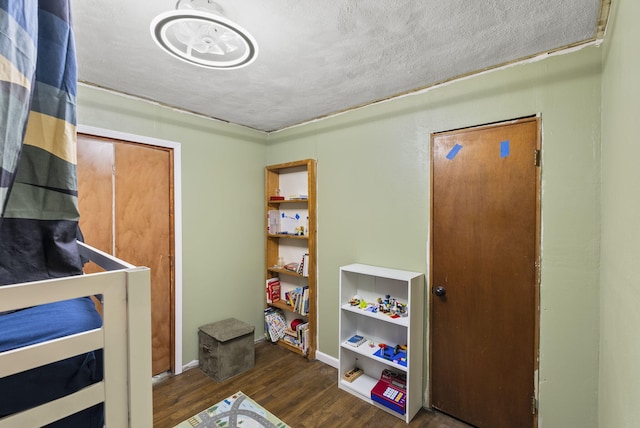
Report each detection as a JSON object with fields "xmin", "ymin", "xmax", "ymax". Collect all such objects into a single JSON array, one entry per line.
[{"xmin": 150, "ymin": 5, "xmax": 258, "ymax": 70}]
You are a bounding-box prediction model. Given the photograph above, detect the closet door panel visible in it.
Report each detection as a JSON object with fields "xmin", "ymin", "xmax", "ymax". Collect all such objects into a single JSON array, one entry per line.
[
  {"xmin": 77, "ymin": 136, "xmax": 114, "ymax": 273},
  {"xmin": 115, "ymin": 142, "xmax": 173, "ymax": 375}
]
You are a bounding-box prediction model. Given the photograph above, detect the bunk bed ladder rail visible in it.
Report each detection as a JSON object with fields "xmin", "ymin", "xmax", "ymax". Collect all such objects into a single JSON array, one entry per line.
[{"xmin": 0, "ymin": 242, "xmax": 152, "ymax": 427}]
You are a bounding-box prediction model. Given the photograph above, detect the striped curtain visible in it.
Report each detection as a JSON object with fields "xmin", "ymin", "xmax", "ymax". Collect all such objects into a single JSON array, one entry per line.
[{"xmin": 0, "ymin": 0, "xmax": 81, "ymax": 285}]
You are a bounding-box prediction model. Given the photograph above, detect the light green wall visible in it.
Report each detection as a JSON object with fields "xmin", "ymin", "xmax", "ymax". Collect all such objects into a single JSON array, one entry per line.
[
  {"xmin": 78, "ymin": 40, "xmax": 607, "ymax": 427},
  {"xmin": 600, "ymin": 0, "xmax": 640, "ymax": 427},
  {"xmin": 268, "ymin": 47, "xmax": 602, "ymax": 427},
  {"xmin": 77, "ymin": 86, "xmax": 268, "ymax": 364}
]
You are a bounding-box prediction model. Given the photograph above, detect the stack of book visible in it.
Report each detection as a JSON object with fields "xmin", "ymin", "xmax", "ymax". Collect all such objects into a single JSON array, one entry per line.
[
  {"xmin": 296, "ymin": 253, "xmax": 309, "ymax": 277},
  {"xmin": 284, "ymin": 285, "xmax": 309, "ymax": 315},
  {"xmin": 264, "ymin": 307, "xmax": 286, "ymax": 342},
  {"xmin": 265, "ymin": 277, "xmax": 280, "ymax": 304},
  {"xmin": 299, "ymin": 322, "xmax": 310, "ymax": 355},
  {"xmin": 282, "ymin": 321, "xmax": 310, "ymax": 355},
  {"xmin": 288, "ymin": 194, "xmax": 308, "ymax": 200}
]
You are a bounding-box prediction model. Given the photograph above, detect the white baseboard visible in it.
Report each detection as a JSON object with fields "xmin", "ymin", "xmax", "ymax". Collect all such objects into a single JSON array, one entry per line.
[
  {"xmin": 182, "ymin": 359, "xmax": 199, "ymax": 372},
  {"xmin": 183, "ymin": 339, "xmax": 338, "ymax": 372},
  {"xmin": 315, "ymin": 350, "xmax": 338, "ymax": 368}
]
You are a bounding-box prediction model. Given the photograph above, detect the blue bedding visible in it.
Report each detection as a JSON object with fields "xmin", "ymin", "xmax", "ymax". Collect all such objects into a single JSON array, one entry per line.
[
  {"xmin": 0, "ymin": 297, "xmax": 104, "ymax": 427},
  {"xmin": 0, "ymin": 1, "xmax": 106, "ymax": 425}
]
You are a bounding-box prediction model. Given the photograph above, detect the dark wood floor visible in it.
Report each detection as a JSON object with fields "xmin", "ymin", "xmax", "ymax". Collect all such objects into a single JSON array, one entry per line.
[{"xmin": 153, "ymin": 340, "xmax": 471, "ymax": 428}]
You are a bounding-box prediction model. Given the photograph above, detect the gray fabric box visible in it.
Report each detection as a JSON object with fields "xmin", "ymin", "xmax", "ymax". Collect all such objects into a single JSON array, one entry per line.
[{"xmin": 198, "ymin": 318, "xmax": 255, "ymax": 382}]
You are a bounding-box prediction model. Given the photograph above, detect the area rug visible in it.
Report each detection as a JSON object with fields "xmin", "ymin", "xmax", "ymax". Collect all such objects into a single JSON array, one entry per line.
[{"xmin": 173, "ymin": 391, "xmax": 290, "ymax": 428}]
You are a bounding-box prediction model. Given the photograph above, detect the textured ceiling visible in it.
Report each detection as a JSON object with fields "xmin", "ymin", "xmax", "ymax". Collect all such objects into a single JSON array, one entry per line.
[{"xmin": 71, "ymin": 0, "xmax": 607, "ymax": 132}]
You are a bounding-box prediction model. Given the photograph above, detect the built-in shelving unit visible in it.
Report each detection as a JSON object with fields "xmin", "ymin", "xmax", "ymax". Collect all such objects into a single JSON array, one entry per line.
[
  {"xmin": 264, "ymin": 159, "xmax": 316, "ymax": 359},
  {"xmin": 338, "ymin": 263, "xmax": 424, "ymax": 422}
]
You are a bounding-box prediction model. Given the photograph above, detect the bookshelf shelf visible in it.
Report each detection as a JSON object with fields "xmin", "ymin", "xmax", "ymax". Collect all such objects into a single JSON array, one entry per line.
[
  {"xmin": 268, "ymin": 199, "xmax": 308, "ymax": 205},
  {"xmin": 340, "ymin": 374, "xmax": 377, "ymax": 399},
  {"xmin": 276, "ymin": 338, "xmax": 306, "ymax": 355},
  {"xmin": 338, "ymin": 263, "xmax": 424, "ymax": 423},
  {"xmin": 264, "ymin": 159, "xmax": 316, "ymax": 360},
  {"xmin": 269, "ymin": 300, "xmax": 295, "ymax": 312},
  {"xmin": 340, "ymin": 304, "xmax": 410, "ymax": 327},
  {"xmin": 267, "ymin": 234, "xmax": 308, "ymax": 240},
  {"xmin": 267, "ymin": 267, "xmax": 307, "ymax": 278},
  {"xmin": 340, "ymin": 341, "xmax": 408, "ymax": 373}
]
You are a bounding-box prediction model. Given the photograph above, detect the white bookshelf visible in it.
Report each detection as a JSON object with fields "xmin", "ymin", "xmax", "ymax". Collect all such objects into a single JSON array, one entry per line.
[{"xmin": 338, "ymin": 263, "xmax": 424, "ymax": 423}]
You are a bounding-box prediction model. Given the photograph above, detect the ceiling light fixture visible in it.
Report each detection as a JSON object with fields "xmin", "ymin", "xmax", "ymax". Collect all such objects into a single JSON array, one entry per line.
[{"xmin": 150, "ymin": 0, "xmax": 258, "ymax": 69}]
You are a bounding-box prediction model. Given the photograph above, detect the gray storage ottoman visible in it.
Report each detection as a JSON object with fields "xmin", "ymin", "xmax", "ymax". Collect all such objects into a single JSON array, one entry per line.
[{"xmin": 198, "ymin": 318, "xmax": 255, "ymax": 382}]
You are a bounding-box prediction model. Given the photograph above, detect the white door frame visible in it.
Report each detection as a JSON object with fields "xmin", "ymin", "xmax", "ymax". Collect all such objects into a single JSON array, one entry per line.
[{"xmin": 77, "ymin": 124, "xmax": 184, "ymax": 374}]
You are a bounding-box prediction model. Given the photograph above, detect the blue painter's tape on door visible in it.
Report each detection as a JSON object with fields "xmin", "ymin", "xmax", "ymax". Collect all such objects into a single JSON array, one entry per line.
[
  {"xmin": 500, "ymin": 140, "xmax": 510, "ymax": 158},
  {"xmin": 446, "ymin": 144, "xmax": 463, "ymax": 160}
]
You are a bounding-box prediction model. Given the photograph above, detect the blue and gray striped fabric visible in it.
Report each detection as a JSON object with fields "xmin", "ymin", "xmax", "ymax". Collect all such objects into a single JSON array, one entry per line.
[{"xmin": 0, "ymin": 0, "xmax": 82, "ymax": 285}]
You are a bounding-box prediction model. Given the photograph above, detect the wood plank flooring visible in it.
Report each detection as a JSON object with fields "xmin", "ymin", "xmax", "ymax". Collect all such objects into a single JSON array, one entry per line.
[{"xmin": 153, "ymin": 340, "xmax": 471, "ymax": 428}]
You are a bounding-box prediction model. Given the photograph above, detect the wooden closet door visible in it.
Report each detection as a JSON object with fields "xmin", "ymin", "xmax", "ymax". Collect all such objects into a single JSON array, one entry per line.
[
  {"xmin": 77, "ymin": 135, "xmax": 174, "ymax": 376},
  {"xmin": 77, "ymin": 136, "xmax": 114, "ymax": 273},
  {"xmin": 115, "ymin": 142, "xmax": 173, "ymax": 376}
]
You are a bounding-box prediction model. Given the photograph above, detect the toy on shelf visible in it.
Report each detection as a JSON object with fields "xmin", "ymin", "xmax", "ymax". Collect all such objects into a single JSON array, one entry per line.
[
  {"xmin": 371, "ymin": 369, "xmax": 407, "ymax": 415},
  {"xmin": 343, "ymin": 367, "xmax": 363, "ymax": 383},
  {"xmin": 377, "ymin": 294, "xmax": 408, "ymax": 318},
  {"xmin": 348, "ymin": 295, "xmax": 362, "ymax": 306},
  {"xmin": 348, "ymin": 295, "xmax": 369, "ymax": 309},
  {"xmin": 348, "ymin": 294, "xmax": 409, "ymax": 318},
  {"xmin": 374, "ymin": 343, "xmax": 408, "ymax": 367}
]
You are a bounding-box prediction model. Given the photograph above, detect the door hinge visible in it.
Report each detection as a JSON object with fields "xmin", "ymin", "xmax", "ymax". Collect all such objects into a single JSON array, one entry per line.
[
  {"xmin": 532, "ymin": 396, "xmax": 538, "ymax": 415},
  {"xmin": 534, "ymin": 149, "xmax": 541, "ymax": 167}
]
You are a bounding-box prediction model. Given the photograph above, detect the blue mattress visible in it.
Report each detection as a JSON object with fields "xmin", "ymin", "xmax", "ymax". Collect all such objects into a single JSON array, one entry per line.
[{"xmin": 0, "ymin": 297, "xmax": 104, "ymax": 427}]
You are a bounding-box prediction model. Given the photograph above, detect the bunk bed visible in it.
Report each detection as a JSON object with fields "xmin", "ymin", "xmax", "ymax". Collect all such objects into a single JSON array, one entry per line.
[
  {"xmin": 0, "ymin": 242, "xmax": 152, "ymax": 427},
  {"xmin": 0, "ymin": 2, "xmax": 152, "ymax": 425}
]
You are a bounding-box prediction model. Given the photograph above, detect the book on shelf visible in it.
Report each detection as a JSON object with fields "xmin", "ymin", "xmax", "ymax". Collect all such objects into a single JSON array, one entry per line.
[
  {"xmin": 284, "ymin": 291, "xmax": 292, "ymax": 307},
  {"xmin": 278, "ymin": 322, "xmax": 309, "ymax": 354},
  {"xmin": 302, "ymin": 287, "xmax": 309, "ymax": 315},
  {"xmin": 281, "ymin": 335, "xmax": 298, "ymax": 347},
  {"xmin": 288, "ymin": 194, "xmax": 308, "ymax": 200},
  {"xmin": 266, "ymin": 277, "xmax": 280, "ymax": 304},
  {"xmin": 297, "ymin": 253, "xmax": 309, "ymax": 277},
  {"xmin": 303, "ymin": 253, "xmax": 309, "ymax": 277},
  {"xmin": 284, "ymin": 285, "xmax": 310, "ymax": 315},
  {"xmin": 264, "ymin": 307, "xmax": 286, "ymax": 342},
  {"xmin": 297, "ymin": 255, "xmax": 304, "ymax": 275},
  {"xmin": 345, "ymin": 334, "xmax": 366, "ymax": 347},
  {"xmin": 279, "ymin": 320, "xmax": 310, "ymax": 357},
  {"xmin": 296, "ymin": 321, "xmax": 310, "ymax": 355}
]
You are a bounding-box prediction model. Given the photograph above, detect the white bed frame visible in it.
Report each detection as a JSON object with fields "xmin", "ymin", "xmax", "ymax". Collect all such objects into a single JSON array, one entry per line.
[{"xmin": 0, "ymin": 242, "xmax": 152, "ymax": 427}]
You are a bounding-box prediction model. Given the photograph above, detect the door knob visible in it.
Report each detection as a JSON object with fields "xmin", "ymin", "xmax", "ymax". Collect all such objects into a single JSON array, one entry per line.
[{"xmin": 434, "ymin": 286, "xmax": 446, "ymax": 297}]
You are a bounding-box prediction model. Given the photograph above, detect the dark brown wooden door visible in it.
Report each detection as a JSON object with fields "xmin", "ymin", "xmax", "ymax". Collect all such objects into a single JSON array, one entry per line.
[
  {"xmin": 430, "ymin": 118, "xmax": 540, "ymax": 428},
  {"xmin": 77, "ymin": 135, "xmax": 174, "ymax": 376}
]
